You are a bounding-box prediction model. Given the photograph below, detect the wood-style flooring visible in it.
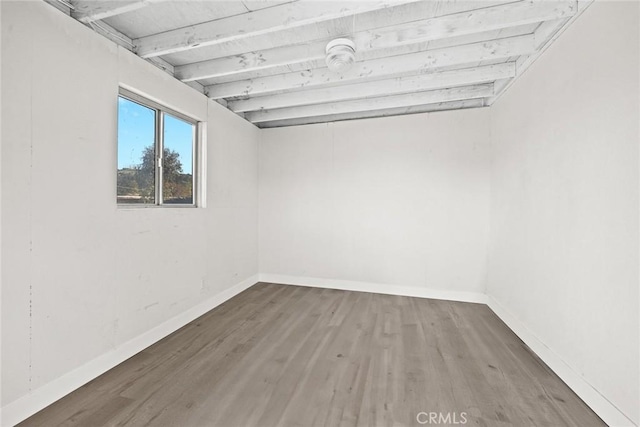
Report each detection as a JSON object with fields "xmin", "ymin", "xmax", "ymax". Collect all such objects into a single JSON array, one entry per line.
[{"xmin": 20, "ymin": 283, "xmax": 605, "ymax": 426}]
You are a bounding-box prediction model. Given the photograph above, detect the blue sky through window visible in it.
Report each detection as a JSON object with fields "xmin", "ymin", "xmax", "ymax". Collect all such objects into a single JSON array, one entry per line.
[
  {"xmin": 164, "ymin": 114, "xmax": 194, "ymax": 175},
  {"xmin": 117, "ymin": 97, "xmax": 193, "ymax": 174}
]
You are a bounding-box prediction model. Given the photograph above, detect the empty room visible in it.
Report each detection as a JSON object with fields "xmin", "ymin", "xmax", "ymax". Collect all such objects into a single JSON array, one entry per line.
[{"xmin": 1, "ymin": 0, "xmax": 638, "ymax": 426}]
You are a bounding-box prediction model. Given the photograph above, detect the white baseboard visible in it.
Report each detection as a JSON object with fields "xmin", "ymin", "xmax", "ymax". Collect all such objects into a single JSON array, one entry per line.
[
  {"xmin": 1, "ymin": 274, "xmax": 260, "ymax": 427},
  {"xmin": 486, "ymin": 296, "xmax": 636, "ymax": 427},
  {"xmin": 258, "ymin": 273, "xmax": 488, "ymax": 304}
]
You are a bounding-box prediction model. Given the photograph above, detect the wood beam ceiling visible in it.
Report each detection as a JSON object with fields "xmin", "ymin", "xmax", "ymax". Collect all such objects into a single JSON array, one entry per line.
[
  {"xmin": 176, "ymin": 0, "xmax": 576, "ymax": 83},
  {"xmin": 49, "ymin": 0, "xmax": 592, "ymax": 126},
  {"xmin": 258, "ymin": 99, "xmax": 486, "ymax": 128},
  {"xmin": 134, "ymin": 0, "xmax": 425, "ymax": 58},
  {"xmin": 72, "ymin": 0, "xmax": 157, "ymax": 23},
  {"xmin": 245, "ymin": 84, "xmax": 494, "ymax": 123},
  {"xmin": 206, "ymin": 35, "xmax": 535, "ymax": 99},
  {"xmin": 228, "ymin": 63, "xmax": 514, "ymax": 113}
]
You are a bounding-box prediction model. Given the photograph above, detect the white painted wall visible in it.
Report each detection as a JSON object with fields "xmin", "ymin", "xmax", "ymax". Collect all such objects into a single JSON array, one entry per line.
[
  {"xmin": 0, "ymin": 0, "xmax": 3, "ymax": 418},
  {"xmin": 259, "ymin": 109, "xmax": 491, "ymax": 296},
  {"xmin": 1, "ymin": 1, "xmax": 258, "ymax": 422},
  {"xmin": 487, "ymin": 1, "xmax": 639, "ymax": 425}
]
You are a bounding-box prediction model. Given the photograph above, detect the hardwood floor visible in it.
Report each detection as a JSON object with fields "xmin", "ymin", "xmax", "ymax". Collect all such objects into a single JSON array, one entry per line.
[{"xmin": 20, "ymin": 283, "xmax": 605, "ymax": 427}]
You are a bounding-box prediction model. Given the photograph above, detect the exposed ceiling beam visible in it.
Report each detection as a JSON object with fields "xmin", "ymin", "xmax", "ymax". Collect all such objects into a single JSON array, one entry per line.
[
  {"xmin": 206, "ymin": 34, "xmax": 534, "ymax": 99},
  {"xmin": 229, "ymin": 63, "xmax": 514, "ymax": 113},
  {"xmin": 134, "ymin": 0, "xmax": 422, "ymax": 58},
  {"xmin": 169, "ymin": 0, "xmax": 515, "ymax": 67},
  {"xmin": 198, "ymin": 26, "xmax": 520, "ymax": 86},
  {"xmin": 71, "ymin": 0, "xmax": 156, "ymax": 23},
  {"xmin": 257, "ymin": 98, "xmax": 485, "ymax": 128},
  {"xmin": 175, "ymin": 45, "xmax": 324, "ymax": 83},
  {"xmin": 365, "ymin": 0, "xmax": 575, "ymax": 50},
  {"xmin": 177, "ymin": 0, "xmax": 575, "ymax": 83},
  {"xmin": 245, "ymin": 84, "xmax": 494, "ymax": 123}
]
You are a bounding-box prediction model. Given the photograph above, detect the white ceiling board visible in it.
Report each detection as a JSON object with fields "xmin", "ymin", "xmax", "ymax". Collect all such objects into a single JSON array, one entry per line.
[
  {"xmin": 192, "ymin": 32, "xmax": 507, "ymax": 87},
  {"xmin": 219, "ymin": 60, "xmax": 498, "ymax": 100},
  {"xmin": 193, "ymin": 22, "xmax": 538, "ymax": 88},
  {"xmin": 205, "ymin": 35, "xmax": 535, "ymax": 98},
  {"xmin": 245, "ymin": 83, "xmax": 493, "ymax": 122},
  {"xmin": 175, "ymin": 5, "xmax": 550, "ymax": 83},
  {"xmin": 134, "ymin": 0, "xmax": 428, "ymax": 58},
  {"xmin": 102, "ymin": 1, "xmax": 253, "ymax": 39},
  {"xmin": 71, "ymin": 0, "xmax": 157, "ymax": 23},
  {"xmin": 257, "ymin": 98, "xmax": 486, "ymax": 128},
  {"xmin": 160, "ymin": 0, "xmax": 516, "ymax": 66},
  {"xmin": 362, "ymin": 0, "xmax": 573, "ymax": 51},
  {"xmin": 229, "ymin": 63, "xmax": 514, "ymax": 112}
]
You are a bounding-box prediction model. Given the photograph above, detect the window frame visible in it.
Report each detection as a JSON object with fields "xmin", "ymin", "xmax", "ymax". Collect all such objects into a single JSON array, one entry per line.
[{"xmin": 117, "ymin": 88, "xmax": 200, "ymax": 208}]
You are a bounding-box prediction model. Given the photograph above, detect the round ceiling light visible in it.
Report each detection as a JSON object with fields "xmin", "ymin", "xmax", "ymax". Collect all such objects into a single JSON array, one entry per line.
[{"xmin": 325, "ymin": 38, "xmax": 356, "ymax": 73}]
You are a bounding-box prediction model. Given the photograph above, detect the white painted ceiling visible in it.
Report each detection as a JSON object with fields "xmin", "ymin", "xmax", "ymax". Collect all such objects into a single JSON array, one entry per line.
[{"xmin": 49, "ymin": 0, "xmax": 589, "ymax": 127}]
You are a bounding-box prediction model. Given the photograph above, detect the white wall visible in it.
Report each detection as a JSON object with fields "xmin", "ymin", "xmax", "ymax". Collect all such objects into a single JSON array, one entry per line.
[
  {"xmin": 259, "ymin": 109, "xmax": 491, "ymax": 297},
  {"xmin": 488, "ymin": 2, "xmax": 639, "ymax": 425},
  {"xmin": 1, "ymin": 1, "xmax": 258, "ymax": 422},
  {"xmin": 0, "ymin": 0, "xmax": 3, "ymax": 418}
]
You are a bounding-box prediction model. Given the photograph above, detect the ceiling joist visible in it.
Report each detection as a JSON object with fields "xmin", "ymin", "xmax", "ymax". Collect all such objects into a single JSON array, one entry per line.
[
  {"xmin": 245, "ymin": 83, "xmax": 494, "ymax": 123},
  {"xmin": 175, "ymin": 0, "xmax": 568, "ymax": 83},
  {"xmin": 196, "ymin": 25, "xmax": 528, "ymax": 87},
  {"xmin": 258, "ymin": 98, "xmax": 486, "ymax": 128},
  {"xmin": 171, "ymin": 0, "xmax": 516, "ymax": 68},
  {"xmin": 364, "ymin": 0, "xmax": 575, "ymax": 50},
  {"xmin": 229, "ymin": 63, "xmax": 515, "ymax": 113},
  {"xmin": 206, "ymin": 34, "xmax": 535, "ymax": 99},
  {"xmin": 134, "ymin": 0, "xmax": 423, "ymax": 58},
  {"xmin": 72, "ymin": 0, "xmax": 157, "ymax": 23}
]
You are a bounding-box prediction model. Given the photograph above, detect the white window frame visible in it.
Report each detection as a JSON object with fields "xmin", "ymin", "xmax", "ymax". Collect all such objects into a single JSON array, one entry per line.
[{"xmin": 118, "ymin": 88, "xmax": 202, "ymax": 208}]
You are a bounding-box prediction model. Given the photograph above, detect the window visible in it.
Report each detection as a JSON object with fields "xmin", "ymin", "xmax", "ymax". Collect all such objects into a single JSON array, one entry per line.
[{"xmin": 117, "ymin": 89, "xmax": 199, "ymax": 206}]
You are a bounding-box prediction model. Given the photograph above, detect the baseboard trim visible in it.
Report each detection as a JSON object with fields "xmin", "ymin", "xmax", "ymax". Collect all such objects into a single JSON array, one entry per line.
[
  {"xmin": 1, "ymin": 274, "xmax": 260, "ymax": 427},
  {"xmin": 258, "ymin": 273, "xmax": 488, "ymax": 304},
  {"xmin": 486, "ymin": 296, "xmax": 636, "ymax": 427}
]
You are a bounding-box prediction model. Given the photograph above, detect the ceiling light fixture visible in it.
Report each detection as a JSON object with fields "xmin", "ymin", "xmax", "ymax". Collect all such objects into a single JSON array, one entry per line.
[{"xmin": 325, "ymin": 38, "xmax": 356, "ymax": 73}]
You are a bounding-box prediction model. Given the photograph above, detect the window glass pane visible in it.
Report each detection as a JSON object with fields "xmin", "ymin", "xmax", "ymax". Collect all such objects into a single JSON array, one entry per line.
[
  {"xmin": 117, "ymin": 96, "xmax": 156, "ymax": 204},
  {"xmin": 162, "ymin": 113, "xmax": 194, "ymax": 205}
]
